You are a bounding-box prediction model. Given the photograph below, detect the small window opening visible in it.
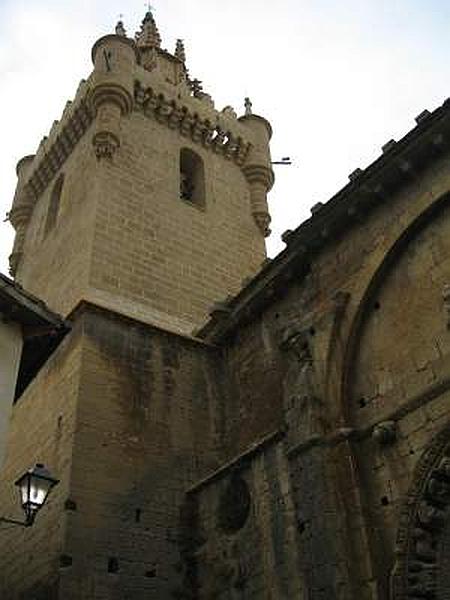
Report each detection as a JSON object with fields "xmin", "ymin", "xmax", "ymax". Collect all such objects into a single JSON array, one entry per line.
[
  {"xmin": 59, "ymin": 554, "xmax": 73, "ymax": 568},
  {"xmin": 180, "ymin": 148, "xmax": 205, "ymax": 207},
  {"xmin": 297, "ymin": 519, "xmax": 306, "ymax": 534},
  {"xmin": 108, "ymin": 557, "xmax": 119, "ymax": 573},
  {"xmin": 45, "ymin": 174, "xmax": 64, "ymax": 236}
]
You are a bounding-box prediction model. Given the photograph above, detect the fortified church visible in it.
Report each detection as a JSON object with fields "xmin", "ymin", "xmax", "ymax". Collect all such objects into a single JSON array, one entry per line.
[{"xmin": 1, "ymin": 10, "xmax": 450, "ymax": 600}]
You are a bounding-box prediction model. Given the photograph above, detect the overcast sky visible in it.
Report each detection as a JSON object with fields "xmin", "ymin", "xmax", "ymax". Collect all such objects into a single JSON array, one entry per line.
[{"xmin": 0, "ymin": 0, "xmax": 449, "ymax": 276}]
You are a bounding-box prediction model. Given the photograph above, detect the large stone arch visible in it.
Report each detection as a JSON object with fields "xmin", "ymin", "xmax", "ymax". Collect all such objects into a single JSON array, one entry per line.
[
  {"xmin": 333, "ymin": 192, "xmax": 450, "ymax": 597},
  {"xmin": 342, "ymin": 191, "xmax": 450, "ymax": 426},
  {"xmin": 391, "ymin": 423, "xmax": 450, "ymax": 599}
]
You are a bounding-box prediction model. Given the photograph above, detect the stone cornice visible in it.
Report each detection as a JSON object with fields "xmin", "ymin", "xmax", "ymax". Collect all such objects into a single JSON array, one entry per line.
[
  {"xmin": 187, "ymin": 429, "xmax": 285, "ymax": 495},
  {"xmin": 199, "ymin": 97, "xmax": 450, "ymax": 343},
  {"xmin": 134, "ymin": 80, "xmax": 252, "ymax": 167}
]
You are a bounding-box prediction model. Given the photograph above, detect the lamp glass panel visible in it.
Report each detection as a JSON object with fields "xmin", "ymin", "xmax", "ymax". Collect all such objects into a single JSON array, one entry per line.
[
  {"xmin": 18, "ymin": 477, "xmax": 29, "ymax": 507},
  {"xmin": 29, "ymin": 477, "xmax": 52, "ymax": 507}
]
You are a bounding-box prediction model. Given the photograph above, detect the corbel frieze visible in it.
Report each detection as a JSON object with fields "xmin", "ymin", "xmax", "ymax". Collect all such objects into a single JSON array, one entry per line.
[
  {"xmin": 23, "ymin": 99, "xmax": 94, "ymax": 204},
  {"xmin": 134, "ymin": 81, "xmax": 252, "ymax": 168}
]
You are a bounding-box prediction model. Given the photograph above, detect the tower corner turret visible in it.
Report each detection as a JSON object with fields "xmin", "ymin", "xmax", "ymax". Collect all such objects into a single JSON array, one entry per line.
[
  {"xmin": 90, "ymin": 28, "xmax": 138, "ymax": 159},
  {"xmin": 239, "ymin": 104, "xmax": 275, "ymax": 237}
]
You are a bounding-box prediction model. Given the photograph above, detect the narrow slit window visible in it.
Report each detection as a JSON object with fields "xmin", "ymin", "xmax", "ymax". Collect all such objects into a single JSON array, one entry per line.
[
  {"xmin": 180, "ymin": 148, "xmax": 205, "ymax": 207},
  {"xmin": 45, "ymin": 174, "xmax": 64, "ymax": 236}
]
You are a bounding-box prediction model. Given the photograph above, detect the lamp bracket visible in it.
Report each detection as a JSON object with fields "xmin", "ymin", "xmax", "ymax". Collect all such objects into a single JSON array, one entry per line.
[{"xmin": 0, "ymin": 516, "xmax": 31, "ymax": 528}]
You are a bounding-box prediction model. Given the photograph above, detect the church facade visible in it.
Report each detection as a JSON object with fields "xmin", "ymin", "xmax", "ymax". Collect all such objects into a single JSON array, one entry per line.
[{"xmin": 1, "ymin": 11, "xmax": 450, "ymax": 600}]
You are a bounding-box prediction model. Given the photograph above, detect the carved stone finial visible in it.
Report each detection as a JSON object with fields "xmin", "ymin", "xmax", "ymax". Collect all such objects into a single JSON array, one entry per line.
[
  {"xmin": 372, "ymin": 420, "xmax": 397, "ymax": 445},
  {"xmin": 244, "ymin": 97, "xmax": 252, "ymax": 116},
  {"xmin": 115, "ymin": 20, "xmax": 127, "ymax": 37},
  {"xmin": 190, "ymin": 78, "xmax": 203, "ymax": 98},
  {"xmin": 221, "ymin": 105, "xmax": 237, "ymax": 119},
  {"xmin": 175, "ymin": 38, "xmax": 186, "ymax": 62},
  {"xmin": 135, "ymin": 9, "xmax": 161, "ymax": 49}
]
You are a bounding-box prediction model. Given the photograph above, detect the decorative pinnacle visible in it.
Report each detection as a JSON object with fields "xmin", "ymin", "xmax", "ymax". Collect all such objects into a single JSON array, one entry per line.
[
  {"xmin": 115, "ymin": 19, "xmax": 127, "ymax": 37},
  {"xmin": 136, "ymin": 8, "xmax": 161, "ymax": 49},
  {"xmin": 175, "ymin": 39, "xmax": 186, "ymax": 63},
  {"xmin": 244, "ymin": 97, "xmax": 253, "ymax": 116}
]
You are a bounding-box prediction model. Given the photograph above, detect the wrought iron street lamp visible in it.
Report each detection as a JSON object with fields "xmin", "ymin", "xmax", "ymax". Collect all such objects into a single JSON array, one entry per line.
[{"xmin": 0, "ymin": 463, "xmax": 59, "ymax": 527}]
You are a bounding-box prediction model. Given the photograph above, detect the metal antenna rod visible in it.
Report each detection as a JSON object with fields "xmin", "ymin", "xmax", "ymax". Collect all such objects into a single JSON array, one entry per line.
[{"xmin": 272, "ymin": 157, "xmax": 292, "ymax": 165}]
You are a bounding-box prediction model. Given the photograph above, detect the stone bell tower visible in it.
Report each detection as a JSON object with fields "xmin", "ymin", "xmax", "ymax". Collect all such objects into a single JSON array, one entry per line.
[
  {"xmin": 0, "ymin": 12, "xmax": 276, "ymax": 600},
  {"xmin": 8, "ymin": 11, "xmax": 274, "ymax": 333}
]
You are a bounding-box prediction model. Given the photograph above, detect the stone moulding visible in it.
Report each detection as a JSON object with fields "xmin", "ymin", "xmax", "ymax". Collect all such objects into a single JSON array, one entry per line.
[
  {"xmin": 23, "ymin": 98, "xmax": 93, "ymax": 203},
  {"xmin": 134, "ymin": 80, "xmax": 252, "ymax": 167},
  {"xmin": 392, "ymin": 423, "xmax": 450, "ymax": 599}
]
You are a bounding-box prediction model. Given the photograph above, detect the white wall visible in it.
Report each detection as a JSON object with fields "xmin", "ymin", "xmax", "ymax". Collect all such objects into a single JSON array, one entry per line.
[{"xmin": 0, "ymin": 319, "xmax": 23, "ymax": 468}]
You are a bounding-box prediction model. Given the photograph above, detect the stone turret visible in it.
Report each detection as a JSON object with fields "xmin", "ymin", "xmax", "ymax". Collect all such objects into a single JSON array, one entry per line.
[
  {"xmin": 90, "ymin": 27, "xmax": 138, "ymax": 159},
  {"xmin": 8, "ymin": 156, "xmax": 35, "ymax": 276},
  {"xmin": 239, "ymin": 103, "xmax": 275, "ymax": 236}
]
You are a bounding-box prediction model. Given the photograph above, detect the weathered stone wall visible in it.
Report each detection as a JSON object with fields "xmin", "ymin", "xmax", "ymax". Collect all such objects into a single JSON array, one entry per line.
[
  {"xmin": 57, "ymin": 305, "xmax": 229, "ymax": 600},
  {"xmin": 192, "ymin": 152, "xmax": 450, "ymax": 598},
  {"xmin": 0, "ymin": 320, "xmax": 23, "ymax": 468},
  {"xmin": 16, "ymin": 130, "xmax": 97, "ymax": 318},
  {"xmin": 0, "ymin": 303, "xmax": 232, "ymax": 599},
  {"xmin": 184, "ymin": 436, "xmax": 306, "ymax": 599},
  {"xmin": 219, "ymin": 319, "xmax": 284, "ymax": 457},
  {"xmin": 0, "ymin": 324, "xmax": 82, "ymax": 599}
]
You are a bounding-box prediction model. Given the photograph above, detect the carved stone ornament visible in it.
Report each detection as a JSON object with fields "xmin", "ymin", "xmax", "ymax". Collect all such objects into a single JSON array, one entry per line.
[
  {"xmin": 373, "ymin": 420, "xmax": 397, "ymax": 445},
  {"xmin": 391, "ymin": 423, "xmax": 450, "ymax": 599},
  {"xmin": 93, "ymin": 131, "xmax": 120, "ymax": 160},
  {"xmin": 8, "ymin": 250, "xmax": 22, "ymax": 276},
  {"xmin": 141, "ymin": 47, "xmax": 158, "ymax": 72},
  {"xmin": 253, "ymin": 211, "xmax": 271, "ymax": 237},
  {"xmin": 279, "ymin": 325, "xmax": 327, "ymax": 439},
  {"xmin": 279, "ymin": 325, "xmax": 311, "ymax": 362},
  {"xmin": 221, "ymin": 105, "xmax": 237, "ymax": 119}
]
